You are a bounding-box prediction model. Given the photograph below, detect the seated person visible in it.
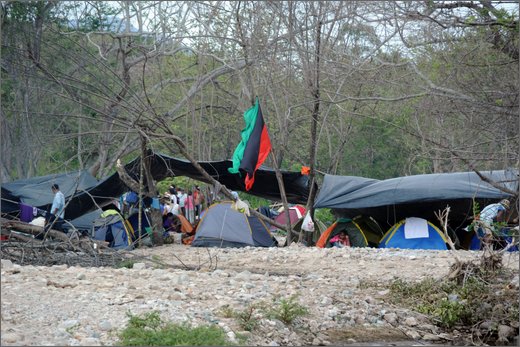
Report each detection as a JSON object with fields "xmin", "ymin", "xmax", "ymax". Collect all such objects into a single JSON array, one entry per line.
[
  {"xmin": 329, "ymin": 231, "xmax": 350, "ymax": 248},
  {"xmin": 163, "ymin": 213, "xmax": 181, "ymax": 234}
]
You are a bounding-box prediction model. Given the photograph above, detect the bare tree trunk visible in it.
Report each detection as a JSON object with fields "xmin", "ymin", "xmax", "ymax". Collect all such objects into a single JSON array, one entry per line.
[
  {"xmin": 141, "ymin": 137, "xmax": 163, "ymax": 246},
  {"xmin": 271, "ymin": 150, "xmax": 294, "ymax": 245},
  {"xmin": 115, "ymin": 136, "xmax": 163, "ymax": 246},
  {"xmin": 304, "ymin": 19, "xmax": 322, "ymax": 245}
]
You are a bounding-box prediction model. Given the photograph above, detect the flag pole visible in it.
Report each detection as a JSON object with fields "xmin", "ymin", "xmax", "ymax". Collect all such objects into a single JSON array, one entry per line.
[{"xmin": 269, "ymin": 148, "xmax": 295, "ymax": 245}]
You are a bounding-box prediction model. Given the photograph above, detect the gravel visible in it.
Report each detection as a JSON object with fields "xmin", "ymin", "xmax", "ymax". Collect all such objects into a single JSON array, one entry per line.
[{"xmin": 1, "ymin": 244, "xmax": 518, "ymax": 346}]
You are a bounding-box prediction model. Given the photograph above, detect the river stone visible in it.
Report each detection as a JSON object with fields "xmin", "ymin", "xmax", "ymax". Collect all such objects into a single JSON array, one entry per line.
[
  {"xmin": 227, "ymin": 331, "xmax": 237, "ymax": 342},
  {"xmin": 404, "ymin": 316, "xmax": 418, "ymax": 326},
  {"xmin": 61, "ymin": 320, "xmax": 79, "ymax": 329},
  {"xmin": 422, "ymin": 333, "xmax": 441, "ymax": 341},
  {"xmin": 133, "ymin": 263, "xmax": 146, "ymax": 270},
  {"xmin": 1, "ymin": 259, "xmax": 14, "ymax": 270},
  {"xmin": 406, "ymin": 330, "xmax": 421, "ymax": 340},
  {"xmin": 98, "ymin": 320, "xmax": 112, "ymax": 331},
  {"xmin": 383, "ymin": 312, "xmax": 397, "ymax": 325},
  {"xmin": 498, "ymin": 325, "xmax": 515, "ymax": 341},
  {"xmin": 2, "ymin": 333, "xmax": 21, "ymax": 343},
  {"xmin": 236, "ymin": 271, "xmax": 251, "ymax": 281},
  {"xmin": 78, "ymin": 337, "xmax": 101, "ymax": 346},
  {"xmin": 309, "ymin": 320, "xmax": 319, "ymax": 333}
]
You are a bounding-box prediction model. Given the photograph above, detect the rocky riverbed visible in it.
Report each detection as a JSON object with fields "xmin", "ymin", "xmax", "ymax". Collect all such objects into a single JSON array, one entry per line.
[{"xmin": 1, "ymin": 244, "xmax": 519, "ymax": 346}]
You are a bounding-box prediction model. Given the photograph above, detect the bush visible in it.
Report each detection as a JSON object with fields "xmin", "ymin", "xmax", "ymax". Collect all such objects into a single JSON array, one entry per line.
[
  {"xmin": 388, "ymin": 272, "xmax": 519, "ymax": 337},
  {"xmin": 266, "ymin": 295, "xmax": 309, "ymax": 324},
  {"xmin": 217, "ymin": 296, "xmax": 309, "ymax": 331},
  {"xmin": 116, "ymin": 259, "xmax": 136, "ymax": 269},
  {"xmin": 217, "ymin": 304, "xmax": 261, "ymax": 331},
  {"xmin": 119, "ymin": 311, "xmax": 230, "ymax": 346}
]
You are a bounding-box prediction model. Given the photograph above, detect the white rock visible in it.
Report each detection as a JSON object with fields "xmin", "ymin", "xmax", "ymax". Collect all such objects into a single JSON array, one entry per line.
[
  {"xmin": 178, "ymin": 273, "xmax": 190, "ymax": 284},
  {"xmin": 235, "ymin": 271, "xmax": 251, "ymax": 281},
  {"xmin": 61, "ymin": 319, "xmax": 80, "ymax": 329},
  {"xmin": 1, "ymin": 259, "xmax": 14, "ymax": 269},
  {"xmin": 79, "ymin": 338, "xmax": 101, "ymax": 346},
  {"xmin": 383, "ymin": 313, "xmax": 397, "ymax": 324},
  {"xmin": 404, "ymin": 316, "xmax": 418, "ymax": 326},
  {"xmin": 498, "ymin": 325, "xmax": 515, "ymax": 341},
  {"xmin": 309, "ymin": 320, "xmax": 319, "ymax": 333},
  {"xmin": 2, "ymin": 333, "xmax": 21, "ymax": 343},
  {"xmin": 98, "ymin": 320, "xmax": 112, "ymax": 331},
  {"xmin": 422, "ymin": 333, "xmax": 441, "ymax": 341},
  {"xmin": 133, "ymin": 263, "xmax": 147, "ymax": 270},
  {"xmin": 406, "ymin": 329, "xmax": 421, "ymax": 340},
  {"xmin": 327, "ymin": 307, "xmax": 339, "ymax": 318}
]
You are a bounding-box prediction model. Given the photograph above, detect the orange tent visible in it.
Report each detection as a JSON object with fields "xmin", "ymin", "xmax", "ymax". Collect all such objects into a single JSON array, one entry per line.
[{"xmin": 316, "ymin": 222, "xmax": 337, "ymax": 248}]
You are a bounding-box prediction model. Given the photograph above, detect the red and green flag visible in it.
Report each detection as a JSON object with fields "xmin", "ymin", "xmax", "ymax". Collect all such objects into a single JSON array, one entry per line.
[{"xmin": 228, "ymin": 98, "xmax": 272, "ymax": 191}]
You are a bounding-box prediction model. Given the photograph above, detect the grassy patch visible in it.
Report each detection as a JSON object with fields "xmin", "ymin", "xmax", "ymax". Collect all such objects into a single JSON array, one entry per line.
[
  {"xmin": 116, "ymin": 259, "xmax": 136, "ymax": 269},
  {"xmin": 118, "ymin": 311, "xmax": 230, "ymax": 346},
  {"xmin": 386, "ymin": 271, "xmax": 519, "ymax": 344}
]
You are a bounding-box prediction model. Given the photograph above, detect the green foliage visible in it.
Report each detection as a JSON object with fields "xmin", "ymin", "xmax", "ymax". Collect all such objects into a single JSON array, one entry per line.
[
  {"xmin": 417, "ymin": 299, "xmax": 469, "ymax": 328},
  {"xmin": 217, "ymin": 296, "xmax": 308, "ymax": 331},
  {"xmin": 315, "ymin": 208, "xmax": 335, "ymax": 226},
  {"xmin": 119, "ymin": 311, "xmax": 230, "ymax": 346},
  {"xmin": 116, "ymin": 259, "xmax": 136, "ymax": 269},
  {"xmin": 266, "ymin": 295, "xmax": 309, "ymax": 325},
  {"xmin": 388, "ymin": 275, "xmax": 518, "ymax": 332},
  {"xmin": 218, "ymin": 304, "xmax": 261, "ymax": 331},
  {"xmin": 236, "ymin": 193, "xmax": 271, "ymax": 209}
]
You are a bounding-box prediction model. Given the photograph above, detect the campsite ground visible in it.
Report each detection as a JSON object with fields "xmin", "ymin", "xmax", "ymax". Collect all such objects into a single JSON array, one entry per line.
[{"xmin": 1, "ymin": 242, "xmax": 519, "ymax": 346}]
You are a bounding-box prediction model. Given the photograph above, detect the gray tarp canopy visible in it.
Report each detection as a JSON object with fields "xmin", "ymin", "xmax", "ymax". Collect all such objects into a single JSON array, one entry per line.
[
  {"xmin": 2, "ymin": 170, "xmax": 99, "ymax": 211},
  {"xmin": 314, "ymin": 169, "xmax": 518, "ymax": 229},
  {"xmin": 2, "ymin": 152, "xmax": 311, "ymax": 220}
]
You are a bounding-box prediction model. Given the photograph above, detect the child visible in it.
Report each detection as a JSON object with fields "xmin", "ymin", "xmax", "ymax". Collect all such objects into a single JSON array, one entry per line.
[{"xmin": 329, "ymin": 231, "xmax": 350, "ymax": 248}]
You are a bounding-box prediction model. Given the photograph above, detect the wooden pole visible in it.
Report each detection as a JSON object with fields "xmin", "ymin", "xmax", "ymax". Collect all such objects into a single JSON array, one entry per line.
[
  {"xmin": 303, "ymin": 19, "xmax": 322, "ymax": 246},
  {"xmin": 270, "ymin": 149, "xmax": 295, "ymax": 245}
]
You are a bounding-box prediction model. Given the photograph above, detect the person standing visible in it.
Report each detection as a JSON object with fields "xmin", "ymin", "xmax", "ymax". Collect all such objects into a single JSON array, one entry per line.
[
  {"xmin": 44, "ymin": 184, "xmax": 65, "ymax": 234},
  {"xmin": 193, "ymin": 185, "xmax": 204, "ymax": 220},
  {"xmin": 177, "ymin": 188, "xmax": 187, "ymax": 216},
  {"xmin": 185, "ymin": 190, "xmax": 195, "ymax": 224},
  {"xmin": 477, "ymin": 199, "xmax": 511, "ymax": 242}
]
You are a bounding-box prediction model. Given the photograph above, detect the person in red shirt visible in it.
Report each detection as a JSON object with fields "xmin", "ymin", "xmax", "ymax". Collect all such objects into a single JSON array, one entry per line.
[{"xmin": 329, "ymin": 231, "xmax": 350, "ymax": 248}]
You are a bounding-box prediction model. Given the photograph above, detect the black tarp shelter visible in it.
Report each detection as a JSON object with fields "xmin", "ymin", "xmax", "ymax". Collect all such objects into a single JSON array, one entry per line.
[
  {"xmin": 314, "ymin": 169, "xmax": 518, "ymax": 230},
  {"xmin": 2, "ymin": 152, "xmax": 311, "ymax": 220}
]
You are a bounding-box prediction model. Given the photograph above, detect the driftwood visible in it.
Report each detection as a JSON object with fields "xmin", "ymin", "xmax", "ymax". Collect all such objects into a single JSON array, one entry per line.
[
  {"xmin": 1, "ymin": 218, "xmax": 112, "ymax": 249},
  {"xmin": 1, "ymin": 217, "xmax": 126, "ymax": 267},
  {"xmin": 1, "ymin": 218, "xmax": 70, "ymax": 243}
]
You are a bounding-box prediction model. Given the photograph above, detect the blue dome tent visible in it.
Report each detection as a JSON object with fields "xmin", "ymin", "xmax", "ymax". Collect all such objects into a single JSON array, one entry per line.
[{"xmin": 379, "ymin": 217, "xmax": 447, "ymax": 250}]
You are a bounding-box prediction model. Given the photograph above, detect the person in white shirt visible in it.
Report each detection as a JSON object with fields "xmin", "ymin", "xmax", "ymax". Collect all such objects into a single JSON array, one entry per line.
[
  {"xmin": 477, "ymin": 199, "xmax": 511, "ymax": 243},
  {"xmin": 177, "ymin": 188, "xmax": 187, "ymax": 216},
  {"xmin": 42, "ymin": 184, "xmax": 65, "ymax": 236}
]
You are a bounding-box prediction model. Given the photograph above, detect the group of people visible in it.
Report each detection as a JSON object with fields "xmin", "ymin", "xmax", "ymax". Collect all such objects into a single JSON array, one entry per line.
[{"xmin": 161, "ymin": 184, "xmax": 205, "ymax": 224}]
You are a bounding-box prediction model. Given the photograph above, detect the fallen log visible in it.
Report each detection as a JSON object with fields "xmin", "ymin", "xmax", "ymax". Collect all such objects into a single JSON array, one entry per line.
[{"xmin": 1, "ymin": 218, "xmax": 71, "ymax": 243}]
